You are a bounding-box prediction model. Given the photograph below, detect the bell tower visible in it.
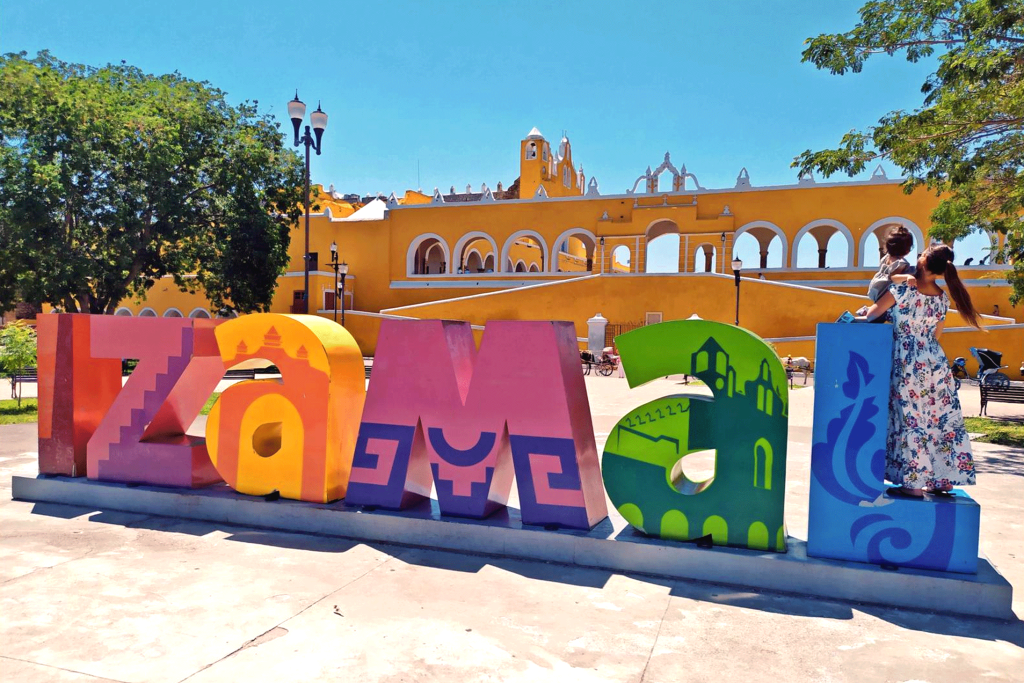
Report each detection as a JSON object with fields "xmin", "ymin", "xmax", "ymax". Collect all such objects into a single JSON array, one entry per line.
[{"xmin": 519, "ymin": 127, "xmax": 549, "ymax": 199}]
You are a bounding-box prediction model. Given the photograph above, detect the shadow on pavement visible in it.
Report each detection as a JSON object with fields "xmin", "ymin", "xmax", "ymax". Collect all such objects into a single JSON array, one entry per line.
[
  {"xmin": 26, "ymin": 499, "xmax": 1024, "ymax": 645},
  {"xmin": 972, "ymin": 444, "xmax": 1024, "ymax": 477}
]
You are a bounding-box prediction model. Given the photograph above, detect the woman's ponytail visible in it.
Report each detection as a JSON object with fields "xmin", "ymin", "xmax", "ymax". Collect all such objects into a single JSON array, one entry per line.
[
  {"xmin": 925, "ymin": 244, "xmax": 982, "ymax": 329},
  {"xmin": 942, "ymin": 262, "xmax": 981, "ymax": 328}
]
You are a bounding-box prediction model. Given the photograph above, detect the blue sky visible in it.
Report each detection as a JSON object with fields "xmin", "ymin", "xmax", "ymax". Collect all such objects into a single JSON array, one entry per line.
[{"xmin": 2, "ymin": 0, "xmax": 990, "ymax": 268}]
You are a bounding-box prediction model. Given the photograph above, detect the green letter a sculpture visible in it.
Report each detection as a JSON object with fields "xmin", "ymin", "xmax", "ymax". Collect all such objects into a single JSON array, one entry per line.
[{"xmin": 603, "ymin": 320, "xmax": 788, "ymax": 551}]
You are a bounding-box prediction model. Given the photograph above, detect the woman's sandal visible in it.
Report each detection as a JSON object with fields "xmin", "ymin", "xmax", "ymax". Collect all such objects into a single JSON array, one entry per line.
[{"xmin": 888, "ymin": 486, "xmax": 926, "ymax": 499}]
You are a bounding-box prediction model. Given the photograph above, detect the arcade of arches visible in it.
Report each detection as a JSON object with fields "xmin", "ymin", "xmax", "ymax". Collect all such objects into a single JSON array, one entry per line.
[
  {"xmin": 105, "ymin": 128, "xmax": 1020, "ymax": 363},
  {"xmin": 403, "ymin": 216, "xmax": 988, "ymax": 275}
]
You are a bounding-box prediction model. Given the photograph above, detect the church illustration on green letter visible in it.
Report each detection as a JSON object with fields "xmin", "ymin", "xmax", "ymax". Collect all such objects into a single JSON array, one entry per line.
[{"xmin": 603, "ymin": 329, "xmax": 789, "ymax": 552}]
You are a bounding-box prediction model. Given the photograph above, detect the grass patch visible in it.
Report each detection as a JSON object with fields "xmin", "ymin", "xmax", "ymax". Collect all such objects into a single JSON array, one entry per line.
[
  {"xmin": 0, "ymin": 398, "xmax": 38, "ymax": 425},
  {"xmin": 200, "ymin": 392, "xmax": 220, "ymax": 416},
  {"xmin": 964, "ymin": 417, "xmax": 1024, "ymax": 448},
  {"xmin": 0, "ymin": 394, "xmax": 221, "ymax": 425}
]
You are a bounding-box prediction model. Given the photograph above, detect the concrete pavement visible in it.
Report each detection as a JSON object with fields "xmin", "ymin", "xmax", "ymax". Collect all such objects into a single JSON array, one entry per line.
[{"xmin": 1, "ymin": 377, "xmax": 1022, "ymax": 682}]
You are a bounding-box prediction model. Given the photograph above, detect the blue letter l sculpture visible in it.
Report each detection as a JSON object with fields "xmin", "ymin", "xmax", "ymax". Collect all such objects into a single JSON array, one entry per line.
[{"xmin": 807, "ymin": 323, "xmax": 980, "ymax": 574}]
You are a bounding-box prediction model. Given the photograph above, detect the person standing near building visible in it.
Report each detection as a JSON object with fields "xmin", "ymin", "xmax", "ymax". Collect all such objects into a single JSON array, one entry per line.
[{"xmin": 855, "ymin": 244, "xmax": 980, "ymax": 496}]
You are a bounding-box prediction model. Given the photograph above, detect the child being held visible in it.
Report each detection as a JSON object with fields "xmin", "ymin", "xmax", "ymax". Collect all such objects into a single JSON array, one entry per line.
[{"xmin": 856, "ymin": 226, "xmax": 916, "ymax": 317}]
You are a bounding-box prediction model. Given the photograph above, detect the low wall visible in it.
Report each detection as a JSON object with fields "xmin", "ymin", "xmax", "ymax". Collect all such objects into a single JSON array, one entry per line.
[{"xmin": 382, "ymin": 274, "xmax": 1023, "ymax": 375}]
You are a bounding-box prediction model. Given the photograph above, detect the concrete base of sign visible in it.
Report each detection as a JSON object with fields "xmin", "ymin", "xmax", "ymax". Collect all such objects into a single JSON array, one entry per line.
[{"xmin": 11, "ymin": 474, "xmax": 1014, "ymax": 620}]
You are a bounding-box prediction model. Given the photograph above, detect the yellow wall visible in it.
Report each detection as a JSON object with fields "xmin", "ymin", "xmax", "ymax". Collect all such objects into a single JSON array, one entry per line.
[
  {"xmin": 381, "ymin": 274, "xmax": 1023, "ymax": 375},
  {"xmin": 108, "ymin": 129, "xmax": 1020, "ymax": 366}
]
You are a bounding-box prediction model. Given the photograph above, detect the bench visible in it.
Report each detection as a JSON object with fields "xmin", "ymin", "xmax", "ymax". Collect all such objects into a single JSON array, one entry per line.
[
  {"xmin": 12, "ymin": 367, "xmax": 37, "ymax": 383},
  {"xmin": 979, "ymin": 384, "xmax": 1024, "ymax": 416},
  {"xmin": 223, "ymin": 368, "xmax": 256, "ymax": 381},
  {"xmin": 8, "ymin": 367, "xmax": 37, "ymax": 399}
]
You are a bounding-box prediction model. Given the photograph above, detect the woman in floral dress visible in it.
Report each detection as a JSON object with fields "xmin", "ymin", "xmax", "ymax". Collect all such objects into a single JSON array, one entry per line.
[{"xmin": 856, "ymin": 244, "xmax": 980, "ymax": 496}]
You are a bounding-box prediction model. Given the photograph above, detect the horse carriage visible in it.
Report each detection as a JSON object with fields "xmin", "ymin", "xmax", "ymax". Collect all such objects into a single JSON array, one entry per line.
[
  {"xmin": 581, "ymin": 348, "xmax": 619, "ymax": 377},
  {"xmin": 783, "ymin": 355, "xmax": 813, "ymax": 386}
]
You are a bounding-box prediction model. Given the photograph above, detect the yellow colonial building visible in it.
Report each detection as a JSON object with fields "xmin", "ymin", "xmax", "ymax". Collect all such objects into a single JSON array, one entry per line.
[{"xmin": 115, "ymin": 128, "xmax": 1023, "ymax": 374}]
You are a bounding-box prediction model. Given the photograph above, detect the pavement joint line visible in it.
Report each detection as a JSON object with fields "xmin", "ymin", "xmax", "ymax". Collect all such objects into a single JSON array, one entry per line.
[
  {"xmin": 638, "ymin": 589, "xmax": 675, "ymax": 682},
  {"xmin": 176, "ymin": 554, "xmax": 397, "ymax": 683},
  {"xmin": 0, "ymin": 548, "xmax": 95, "ymax": 586},
  {"xmin": 0, "ymin": 654, "xmax": 130, "ymax": 683}
]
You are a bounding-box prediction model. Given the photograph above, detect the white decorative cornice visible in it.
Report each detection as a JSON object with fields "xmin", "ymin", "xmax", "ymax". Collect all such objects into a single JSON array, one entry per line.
[
  {"xmin": 628, "ymin": 153, "xmax": 703, "ymax": 193},
  {"xmin": 735, "ymin": 167, "xmax": 751, "ymax": 189}
]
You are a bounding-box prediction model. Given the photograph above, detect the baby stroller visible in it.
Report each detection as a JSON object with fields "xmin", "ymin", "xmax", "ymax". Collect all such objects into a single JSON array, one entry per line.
[
  {"xmin": 951, "ymin": 348, "xmax": 1010, "ymax": 390},
  {"xmin": 972, "ymin": 348, "xmax": 1011, "ymax": 387}
]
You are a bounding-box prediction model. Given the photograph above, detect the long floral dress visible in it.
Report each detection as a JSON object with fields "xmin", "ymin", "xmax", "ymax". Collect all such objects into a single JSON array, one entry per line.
[{"xmin": 885, "ymin": 283, "xmax": 976, "ymax": 488}]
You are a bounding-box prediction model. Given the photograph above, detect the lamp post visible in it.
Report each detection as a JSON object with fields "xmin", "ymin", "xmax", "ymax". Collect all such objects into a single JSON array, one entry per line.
[
  {"xmin": 329, "ymin": 242, "xmax": 339, "ymax": 322},
  {"xmin": 288, "ymin": 92, "xmax": 328, "ymax": 313},
  {"xmin": 338, "ymin": 261, "xmax": 349, "ymax": 326},
  {"xmin": 328, "ymin": 241, "xmax": 349, "ymax": 325},
  {"xmin": 732, "ymin": 257, "xmax": 743, "ymax": 326}
]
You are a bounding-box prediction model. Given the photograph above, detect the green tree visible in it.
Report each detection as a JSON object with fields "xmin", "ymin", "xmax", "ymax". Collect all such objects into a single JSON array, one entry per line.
[
  {"xmin": 0, "ymin": 51, "xmax": 305, "ymax": 315},
  {"xmin": 793, "ymin": 1, "xmax": 1024, "ymax": 303},
  {"xmin": 0, "ymin": 322, "xmax": 37, "ymax": 407}
]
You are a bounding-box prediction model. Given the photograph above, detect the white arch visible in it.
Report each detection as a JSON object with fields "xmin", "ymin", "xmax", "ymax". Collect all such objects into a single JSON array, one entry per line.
[
  {"xmin": 452, "ymin": 231, "xmax": 500, "ymax": 271},
  {"xmin": 692, "ymin": 242, "xmax": 718, "ymax": 274},
  {"xmin": 500, "ymin": 230, "xmax": 550, "ymax": 273},
  {"xmin": 515, "ymin": 259, "xmax": 527, "ymax": 273},
  {"xmin": 139, "ymin": 307, "xmax": 157, "ymax": 317},
  {"xmin": 406, "ymin": 233, "xmax": 451, "ymax": 276},
  {"xmin": 423, "ymin": 242, "xmax": 447, "ymax": 274},
  {"xmin": 188, "ymin": 307, "xmax": 212, "ymax": 318},
  {"xmin": 733, "ymin": 221, "xmax": 789, "ymax": 269},
  {"xmin": 645, "ymin": 219, "xmax": 681, "ymax": 242},
  {"xmin": 858, "ymin": 217, "xmax": 926, "ymax": 266},
  {"xmin": 550, "ymin": 227, "xmax": 597, "ymax": 267},
  {"xmin": 954, "ymin": 229, "xmax": 1000, "ymax": 265},
  {"xmin": 463, "ymin": 248, "xmax": 484, "ymax": 273},
  {"xmin": 163, "ymin": 307, "xmax": 184, "ymax": 318},
  {"xmin": 791, "ymin": 219, "xmax": 855, "ymax": 268},
  {"xmin": 114, "ymin": 307, "xmax": 133, "ymax": 316},
  {"xmin": 528, "ymin": 262, "xmax": 540, "ymax": 272},
  {"xmin": 611, "ymin": 244, "xmax": 632, "ymax": 272}
]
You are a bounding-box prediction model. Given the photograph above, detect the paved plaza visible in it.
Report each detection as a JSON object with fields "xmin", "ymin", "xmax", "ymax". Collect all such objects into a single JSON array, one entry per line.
[{"xmin": 1, "ymin": 378, "xmax": 1021, "ymax": 682}]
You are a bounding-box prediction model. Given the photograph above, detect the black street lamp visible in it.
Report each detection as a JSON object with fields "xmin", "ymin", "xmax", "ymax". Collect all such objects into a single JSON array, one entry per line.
[
  {"xmin": 288, "ymin": 91, "xmax": 328, "ymax": 313},
  {"xmin": 328, "ymin": 241, "xmax": 349, "ymax": 325},
  {"xmin": 339, "ymin": 262, "xmax": 349, "ymax": 326},
  {"xmin": 732, "ymin": 257, "xmax": 743, "ymax": 326}
]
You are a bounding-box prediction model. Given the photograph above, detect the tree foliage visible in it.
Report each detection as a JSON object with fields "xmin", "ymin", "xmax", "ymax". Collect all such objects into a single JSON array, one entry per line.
[
  {"xmin": 794, "ymin": 1, "xmax": 1024, "ymax": 303},
  {"xmin": 0, "ymin": 322, "xmax": 37, "ymax": 407},
  {"xmin": 0, "ymin": 51, "xmax": 305, "ymax": 314}
]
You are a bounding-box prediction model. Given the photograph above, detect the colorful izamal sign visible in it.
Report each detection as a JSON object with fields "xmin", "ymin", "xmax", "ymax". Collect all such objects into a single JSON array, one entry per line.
[{"xmin": 33, "ymin": 314, "xmax": 980, "ymax": 574}]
